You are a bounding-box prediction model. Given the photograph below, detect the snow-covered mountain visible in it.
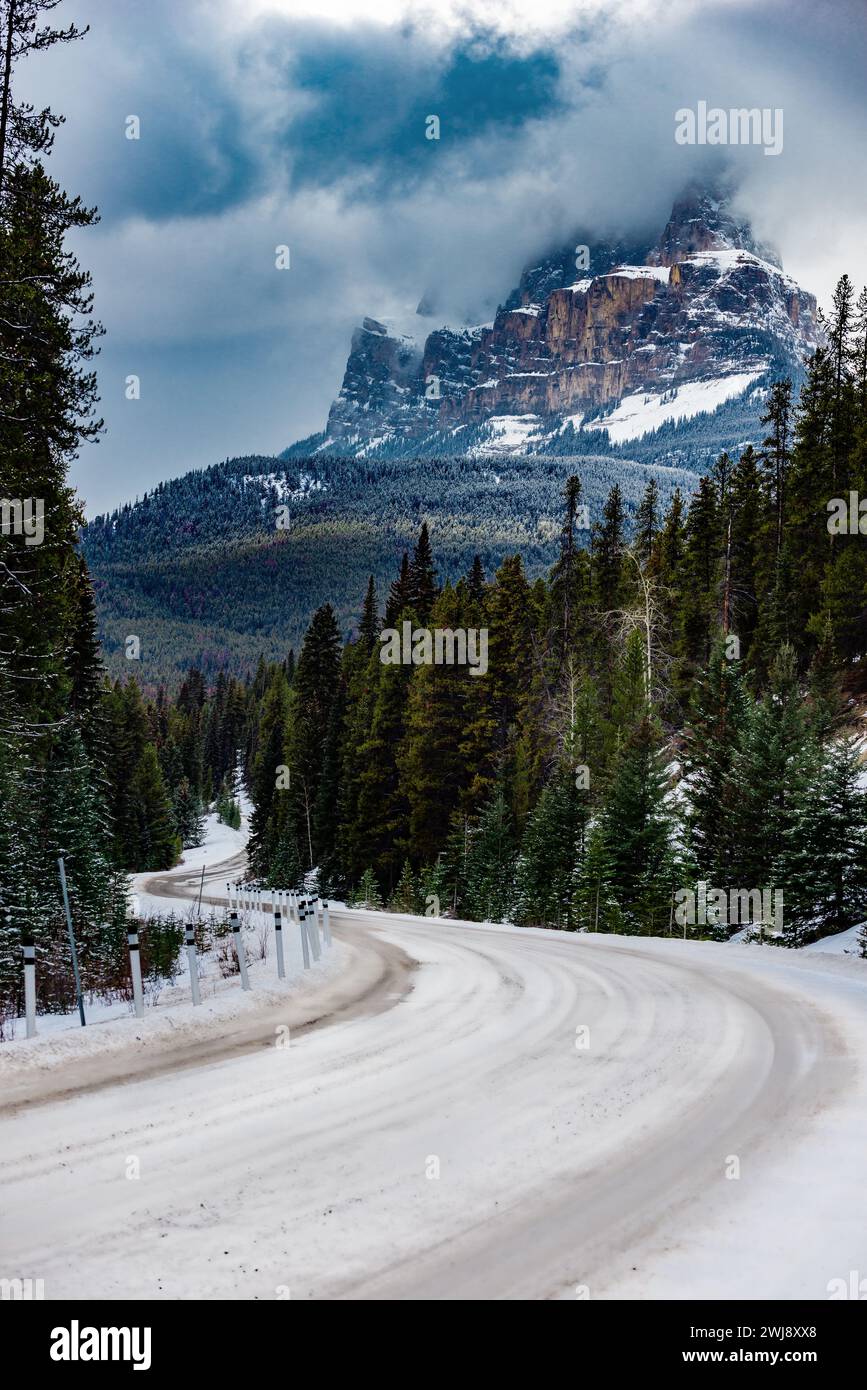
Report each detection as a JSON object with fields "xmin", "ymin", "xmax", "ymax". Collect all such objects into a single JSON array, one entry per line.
[{"xmin": 305, "ymin": 185, "xmax": 819, "ymax": 459}]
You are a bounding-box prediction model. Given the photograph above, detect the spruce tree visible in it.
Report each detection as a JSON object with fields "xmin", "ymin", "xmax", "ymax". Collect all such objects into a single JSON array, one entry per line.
[
  {"xmin": 598, "ymin": 717, "xmax": 675, "ymax": 933},
  {"xmin": 407, "ymin": 521, "xmax": 437, "ymax": 622},
  {"xmin": 463, "ymin": 787, "xmax": 516, "ymax": 924},
  {"xmin": 385, "ymin": 552, "xmax": 411, "ymax": 626},
  {"xmin": 777, "ymin": 738, "xmax": 867, "ymax": 943},
  {"xmin": 389, "ymin": 861, "xmax": 420, "ymax": 914},
  {"xmin": 267, "ymin": 826, "xmax": 303, "ymax": 891},
  {"xmin": 129, "ymin": 744, "xmax": 179, "ymax": 872},
  {"xmin": 635, "ymin": 478, "xmax": 659, "ymax": 563},
  {"xmin": 358, "ymin": 575, "xmax": 379, "ymax": 650},
  {"xmin": 247, "ymin": 670, "xmax": 290, "ymax": 878},
  {"xmin": 512, "ymin": 768, "xmax": 582, "ymax": 929},
  {"xmin": 173, "ymin": 777, "xmax": 205, "ymax": 850},
  {"xmin": 353, "ymin": 868, "xmax": 383, "ymax": 910},
  {"xmin": 682, "ymin": 640, "xmax": 752, "ymax": 887}
]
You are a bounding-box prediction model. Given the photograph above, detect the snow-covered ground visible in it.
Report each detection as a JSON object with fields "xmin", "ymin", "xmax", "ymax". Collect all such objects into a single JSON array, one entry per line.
[
  {"xmin": 583, "ymin": 371, "xmax": 761, "ymax": 444},
  {"xmin": 803, "ymin": 923, "xmax": 863, "ymax": 956},
  {"xmin": 2, "ymin": 890, "xmax": 866, "ymax": 1300},
  {"xmin": 1, "ymin": 801, "xmax": 344, "ymax": 1054}
]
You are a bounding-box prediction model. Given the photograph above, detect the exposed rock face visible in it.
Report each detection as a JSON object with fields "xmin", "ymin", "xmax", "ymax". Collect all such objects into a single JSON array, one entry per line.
[{"xmin": 323, "ymin": 186, "xmax": 819, "ymax": 451}]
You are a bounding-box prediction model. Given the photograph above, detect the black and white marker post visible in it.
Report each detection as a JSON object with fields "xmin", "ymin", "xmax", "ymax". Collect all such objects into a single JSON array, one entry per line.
[
  {"xmin": 298, "ymin": 900, "xmax": 311, "ymax": 969},
  {"xmin": 230, "ymin": 910, "xmax": 251, "ymax": 990},
  {"xmin": 22, "ymin": 933, "xmax": 36, "ymax": 1038},
  {"xmin": 322, "ymin": 900, "xmax": 332, "ymax": 948},
  {"xmin": 274, "ymin": 909, "xmax": 285, "ymax": 979},
  {"xmin": 309, "ymin": 895, "xmax": 319, "ymax": 961},
  {"xmin": 126, "ymin": 924, "xmax": 144, "ymax": 1019},
  {"xmin": 185, "ymin": 924, "xmax": 201, "ymax": 1005}
]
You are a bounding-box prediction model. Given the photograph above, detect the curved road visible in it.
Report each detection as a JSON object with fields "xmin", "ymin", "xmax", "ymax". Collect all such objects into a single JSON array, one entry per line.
[{"xmin": 2, "ymin": 853, "xmax": 866, "ymax": 1300}]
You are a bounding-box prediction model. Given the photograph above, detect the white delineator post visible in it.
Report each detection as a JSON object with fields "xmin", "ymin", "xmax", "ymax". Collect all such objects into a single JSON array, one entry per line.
[
  {"xmin": 322, "ymin": 900, "xmax": 332, "ymax": 948},
  {"xmin": 307, "ymin": 896, "xmax": 322, "ymax": 962},
  {"xmin": 22, "ymin": 934, "xmax": 36, "ymax": 1038},
  {"xmin": 185, "ymin": 924, "xmax": 201, "ymax": 1006},
  {"xmin": 230, "ymin": 910, "xmax": 251, "ymax": 990},
  {"xmin": 274, "ymin": 909, "xmax": 285, "ymax": 980},
  {"xmin": 127, "ymin": 925, "xmax": 144, "ymax": 1019},
  {"xmin": 298, "ymin": 901, "xmax": 311, "ymax": 970}
]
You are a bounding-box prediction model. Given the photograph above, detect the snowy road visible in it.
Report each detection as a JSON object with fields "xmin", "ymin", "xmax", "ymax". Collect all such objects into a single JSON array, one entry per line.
[{"xmin": 2, "ymin": 872, "xmax": 867, "ymax": 1300}]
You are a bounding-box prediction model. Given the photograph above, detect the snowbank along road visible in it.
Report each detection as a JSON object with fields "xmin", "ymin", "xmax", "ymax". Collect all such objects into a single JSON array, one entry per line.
[{"xmin": 2, "ymin": 858, "xmax": 866, "ymax": 1301}]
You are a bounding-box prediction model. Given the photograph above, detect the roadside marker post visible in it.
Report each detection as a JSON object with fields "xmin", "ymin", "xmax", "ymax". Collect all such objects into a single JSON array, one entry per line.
[
  {"xmin": 322, "ymin": 900, "xmax": 332, "ymax": 948},
  {"xmin": 22, "ymin": 933, "xmax": 36, "ymax": 1038},
  {"xmin": 230, "ymin": 910, "xmax": 251, "ymax": 990},
  {"xmin": 299, "ymin": 901, "xmax": 311, "ymax": 969},
  {"xmin": 307, "ymin": 896, "xmax": 322, "ymax": 961},
  {"xmin": 185, "ymin": 924, "xmax": 201, "ymax": 1006},
  {"xmin": 127, "ymin": 926, "xmax": 144, "ymax": 1019},
  {"xmin": 274, "ymin": 909, "xmax": 285, "ymax": 979}
]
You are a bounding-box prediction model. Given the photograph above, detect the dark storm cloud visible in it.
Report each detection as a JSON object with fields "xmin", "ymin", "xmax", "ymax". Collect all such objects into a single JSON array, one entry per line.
[{"xmin": 16, "ymin": 0, "xmax": 867, "ymax": 515}]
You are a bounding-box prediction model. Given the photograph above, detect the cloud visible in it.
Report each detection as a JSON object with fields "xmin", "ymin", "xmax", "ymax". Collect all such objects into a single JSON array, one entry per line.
[{"xmin": 17, "ymin": 0, "xmax": 867, "ymax": 514}]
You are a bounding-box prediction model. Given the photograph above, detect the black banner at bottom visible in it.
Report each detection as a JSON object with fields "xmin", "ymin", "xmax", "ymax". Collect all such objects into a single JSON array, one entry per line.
[{"xmin": 6, "ymin": 1298, "xmax": 863, "ymax": 1375}]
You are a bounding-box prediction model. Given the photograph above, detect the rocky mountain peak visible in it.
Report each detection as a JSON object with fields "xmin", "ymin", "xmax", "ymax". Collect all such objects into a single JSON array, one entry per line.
[
  {"xmin": 321, "ymin": 184, "xmax": 816, "ymax": 456},
  {"xmin": 647, "ymin": 182, "xmax": 781, "ymax": 269}
]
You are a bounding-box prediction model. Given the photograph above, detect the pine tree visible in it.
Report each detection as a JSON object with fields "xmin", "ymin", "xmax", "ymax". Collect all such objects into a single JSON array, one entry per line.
[
  {"xmin": 128, "ymin": 744, "xmax": 179, "ymax": 871},
  {"xmin": 463, "ymin": 786, "xmax": 516, "ymax": 924},
  {"xmin": 398, "ymin": 584, "xmax": 472, "ymax": 865},
  {"xmin": 592, "ymin": 483, "xmax": 626, "ymax": 613},
  {"xmin": 358, "ymin": 575, "xmax": 379, "ymax": 650},
  {"xmin": 734, "ymin": 645, "xmax": 813, "ymax": 890},
  {"xmin": 598, "ymin": 717, "xmax": 675, "ymax": 933},
  {"xmin": 635, "ymin": 478, "xmax": 659, "ymax": 563},
  {"xmin": 758, "ymin": 379, "xmax": 793, "ymax": 560},
  {"xmin": 679, "ymin": 475, "xmax": 720, "ymax": 678},
  {"xmin": 682, "ymin": 640, "xmax": 752, "ymax": 886},
  {"xmin": 247, "ymin": 670, "xmax": 290, "ymax": 879},
  {"xmin": 287, "ymin": 603, "xmax": 343, "ymax": 865},
  {"xmin": 267, "ymin": 826, "xmax": 303, "ymax": 890},
  {"xmin": 512, "ymin": 768, "xmax": 583, "ymax": 929},
  {"xmin": 466, "ymin": 554, "xmax": 486, "ymax": 606},
  {"xmin": 777, "ymin": 738, "xmax": 867, "ymax": 943},
  {"xmin": 407, "ymin": 521, "xmax": 437, "ymax": 621},
  {"xmin": 549, "ymin": 473, "xmax": 590, "ymax": 663},
  {"xmin": 385, "ymin": 552, "xmax": 411, "ymax": 626},
  {"xmin": 389, "ymin": 861, "xmax": 420, "ymax": 914},
  {"xmin": 353, "ymin": 867, "xmax": 383, "ymax": 910},
  {"xmin": 573, "ymin": 818, "xmax": 621, "ymax": 933},
  {"xmin": 173, "ymin": 777, "xmax": 205, "ymax": 849}
]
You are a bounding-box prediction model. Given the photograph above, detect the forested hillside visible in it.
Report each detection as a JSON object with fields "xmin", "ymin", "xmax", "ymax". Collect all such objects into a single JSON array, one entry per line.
[
  {"xmin": 83, "ymin": 445, "xmax": 699, "ymax": 689},
  {"xmin": 88, "ymin": 297, "xmax": 867, "ymax": 953}
]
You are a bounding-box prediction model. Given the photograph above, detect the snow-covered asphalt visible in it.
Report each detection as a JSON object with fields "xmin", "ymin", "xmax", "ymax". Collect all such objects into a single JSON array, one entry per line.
[{"xmin": 2, "ymin": 886, "xmax": 866, "ymax": 1300}]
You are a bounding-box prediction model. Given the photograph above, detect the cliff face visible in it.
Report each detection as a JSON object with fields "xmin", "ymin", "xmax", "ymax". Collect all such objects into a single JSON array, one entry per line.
[{"xmin": 323, "ymin": 187, "xmax": 819, "ymax": 451}]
